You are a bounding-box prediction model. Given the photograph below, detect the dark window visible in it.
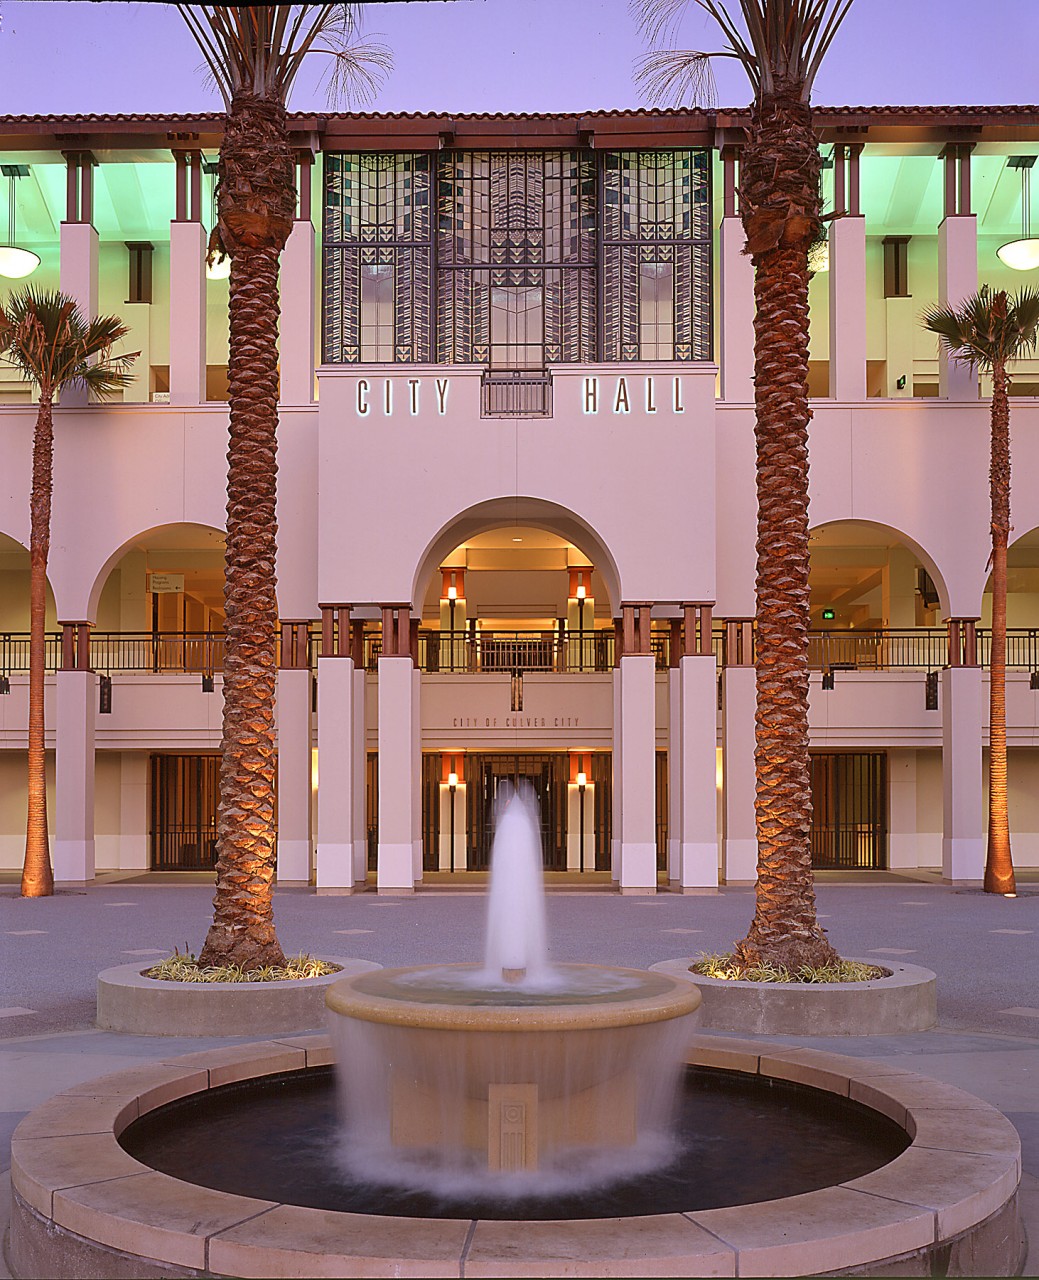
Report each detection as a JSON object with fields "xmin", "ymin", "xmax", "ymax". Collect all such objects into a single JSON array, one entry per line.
[{"xmin": 810, "ymin": 752, "xmax": 888, "ymax": 870}]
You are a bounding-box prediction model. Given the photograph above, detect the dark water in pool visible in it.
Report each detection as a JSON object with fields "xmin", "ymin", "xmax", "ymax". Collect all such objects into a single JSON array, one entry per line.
[{"xmin": 120, "ymin": 1066, "xmax": 909, "ymax": 1220}]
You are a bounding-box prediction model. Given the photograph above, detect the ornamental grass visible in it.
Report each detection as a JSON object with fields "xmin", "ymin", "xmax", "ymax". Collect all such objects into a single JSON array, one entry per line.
[
  {"xmin": 692, "ymin": 953, "xmax": 886, "ymax": 984},
  {"xmin": 144, "ymin": 949, "xmax": 341, "ymax": 984}
]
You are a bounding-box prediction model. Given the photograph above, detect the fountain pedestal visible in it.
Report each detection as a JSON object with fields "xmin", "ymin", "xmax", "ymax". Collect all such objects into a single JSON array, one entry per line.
[{"xmin": 327, "ymin": 964, "xmax": 701, "ymax": 1184}]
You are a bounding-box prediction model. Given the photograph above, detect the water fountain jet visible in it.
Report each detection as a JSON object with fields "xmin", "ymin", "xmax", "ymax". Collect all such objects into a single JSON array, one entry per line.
[{"xmin": 326, "ymin": 785, "xmax": 701, "ymax": 1191}]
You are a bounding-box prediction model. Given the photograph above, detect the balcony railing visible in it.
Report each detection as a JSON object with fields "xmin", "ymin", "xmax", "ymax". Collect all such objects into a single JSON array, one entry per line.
[
  {"xmin": 480, "ymin": 370, "xmax": 553, "ymax": 417},
  {"xmin": 6, "ymin": 627, "xmax": 1039, "ymax": 678}
]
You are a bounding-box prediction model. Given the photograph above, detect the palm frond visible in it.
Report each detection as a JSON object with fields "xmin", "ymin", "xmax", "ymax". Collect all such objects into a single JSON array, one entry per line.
[
  {"xmin": 178, "ymin": 4, "xmax": 392, "ymax": 109},
  {"xmin": 633, "ymin": 49, "xmax": 722, "ymax": 107},
  {"xmin": 0, "ymin": 286, "xmax": 138, "ymax": 394},
  {"xmin": 629, "ymin": 0, "xmax": 690, "ymax": 47},
  {"xmin": 922, "ymin": 286, "xmax": 1039, "ymax": 374}
]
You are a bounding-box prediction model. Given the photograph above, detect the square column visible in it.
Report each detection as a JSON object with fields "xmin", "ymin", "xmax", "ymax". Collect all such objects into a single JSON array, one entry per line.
[
  {"xmin": 667, "ymin": 664, "xmax": 682, "ymax": 884},
  {"xmin": 938, "ymin": 217, "xmax": 978, "ymax": 400},
  {"xmin": 676, "ymin": 654, "xmax": 719, "ymax": 890},
  {"xmin": 275, "ymin": 665, "xmax": 312, "ymax": 886},
  {"xmin": 316, "ymin": 656, "xmax": 360, "ymax": 892},
  {"xmin": 719, "ymin": 216, "xmax": 755, "ymax": 402},
  {"xmin": 411, "ymin": 664, "xmax": 422, "ymax": 883},
  {"xmin": 54, "ymin": 668, "xmax": 96, "ymax": 887},
  {"xmin": 610, "ymin": 663, "xmax": 622, "ymax": 881},
  {"xmin": 352, "ymin": 663, "xmax": 368, "ymax": 885},
  {"xmin": 377, "ymin": 655, "xmax": 418, "ymax": 893},
  {"xmin": 828, "ymin": 216, "xmax": 867, "ymax": 400},
  {"xmin": 618, "ymin": 655, "xmax": 656, "ymax": 892},
  {"xmin": 721, "ymin": 660, "xmax": 757, "ymax": 884},
  {"xmin": 280, "ymin": 219, "xmax": 316, "ymax": 405},
  {"xmin": 942, "ymin": 665, "xmax": 984, "ymax": 884},
  {"xmin": 169, "ymin": 220, "xmax": 207, "ymax": 405},
  {"xmin": 58, "ymin": 221, "xmax": 98, "ymax": 409}
]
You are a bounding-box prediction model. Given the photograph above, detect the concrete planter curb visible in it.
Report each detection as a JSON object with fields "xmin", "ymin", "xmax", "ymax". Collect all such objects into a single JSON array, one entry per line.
[
  {"xmin": 649, "ymin": 956, "xmax": 937, "ymax": 1035},
  {"xmin": 96, "ymin": 957, "xmax": 380, "ymax": 1037},
  {"xmin": 8, "ymin": 1035, "xmax": 1023, "ymax": 1278}
]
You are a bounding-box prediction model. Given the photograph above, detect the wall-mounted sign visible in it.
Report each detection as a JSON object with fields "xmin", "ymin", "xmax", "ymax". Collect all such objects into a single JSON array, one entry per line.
[
  {"xmin": 582, "ymin": 376, "xmax": 685, "ymax": 415},
  {"xmin": 149, "ymin": 573, "xmax": 184, "ymax": 594},
  {"xmin": 356, "ymin": 378, "xmax": 450, "ymax": 417},
  {"xmin": 350, "ymin": 375, "xmax": 687, "ymax": 418},
  {"xmin": 452, "ymin": 716, "xmax": 581, "ymax": 729}
]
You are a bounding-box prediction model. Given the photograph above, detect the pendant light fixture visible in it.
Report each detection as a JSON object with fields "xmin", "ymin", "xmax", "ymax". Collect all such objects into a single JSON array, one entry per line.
[
  {"xmin": 997, "ymin": 156, "xmax": 1039, "ymax": 272},
  {"xmin": 0, "ymin": 165, "xmax": 40, "ymax": 279},
  {"xmin": 202, "ymin": 157, "xmax": 230, "ymax": 281}
]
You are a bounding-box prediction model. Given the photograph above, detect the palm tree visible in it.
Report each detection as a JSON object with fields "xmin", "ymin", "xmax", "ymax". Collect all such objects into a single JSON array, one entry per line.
[
  {"xmin": 923, "ymin": 286, "xmax": 1039, "ymax": 897},
  {"xmin": 177, "ymin": 5, "xmax": 389, "ymax": 968},
  {"xmin": 0, "ymin": 288, "xmax": 136, "ymax": 898},
  {"xmin": 635, "ymin": 0, "xmax": 853, "ymax": 969}
]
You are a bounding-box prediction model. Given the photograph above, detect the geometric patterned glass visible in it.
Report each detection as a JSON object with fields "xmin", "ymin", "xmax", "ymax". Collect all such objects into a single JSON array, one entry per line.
[
  {"xmin": 601, "ymin": 149, "xmax": 712, "ymax": 361},
  {"xmin": 322, "ymin": 152, "xmax": 433, "ymax": 363}
]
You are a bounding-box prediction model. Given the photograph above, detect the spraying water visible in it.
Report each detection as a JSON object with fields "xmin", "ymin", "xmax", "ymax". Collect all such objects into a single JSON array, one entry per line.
[{"xmin": 481, "ymin": 783, "xmax": 549, "ymax": 985}]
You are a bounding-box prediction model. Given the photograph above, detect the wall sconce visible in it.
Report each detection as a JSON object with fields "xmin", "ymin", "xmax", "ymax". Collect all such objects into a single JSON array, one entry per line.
[
  {"xmin": 510, "ymin": 669, "xmax": 523, "ymax": 711},
  {"xmin": 576, "ymin": 584, "xmax": 586, "ymax": 600},
  {"xmin": 0, "ymin": 675, "xmax": 10, "ymax": 695},
  {"xmin": 576, "ymin": 771, "xmax": 587, "ymax": 790},
  {"xmin": 447, "ymin": 586, "xmax": 457, "ymax": 600},
  {"xmin": 1030, "ymin": 671, "xmax": 1039, "ymax": 691},
  {"xmin": 821, "ymin": 669, "xmax": 835, "ymax": 690},
  {"xmin": 99, "ymin": 674, "xmax": 113, "ymax": 714},
  {"xmin": 926, "ymin": 670, "xmax": 939, "ymax": 711},
  {"xmin": 202, "ymin": 673, "xmax": 215, "ymax": 693},
  {"xmin": 448, "ymin": 771, "xmax": 458, "ymax": 791}
]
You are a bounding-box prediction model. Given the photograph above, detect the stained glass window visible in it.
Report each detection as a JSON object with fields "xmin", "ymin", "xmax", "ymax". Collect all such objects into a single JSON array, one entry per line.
[
  {"xmin": 322, "ymin": 153, "xmax": 433, "ymax": 363},
  {"xmin": 436, "ymin": 151, "xmax": 596, "ymax": 365},
  {"xmin": 601, "ymin": 150, "xmax": 712, "ymax": 361}
]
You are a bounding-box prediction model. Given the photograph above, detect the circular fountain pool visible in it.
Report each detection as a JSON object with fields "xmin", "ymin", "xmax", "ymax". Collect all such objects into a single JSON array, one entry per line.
[{"xmin": 119, "ymin": 1063, "xmax": 909, "ymax": 1220}]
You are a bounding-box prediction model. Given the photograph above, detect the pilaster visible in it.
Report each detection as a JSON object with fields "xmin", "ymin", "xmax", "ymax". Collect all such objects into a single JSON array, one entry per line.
[
  {"xmin": 275, "ymin": 620, "xmax": 313, "ymax": 886},
  {"xmin": 53, "ymin": 622, "xmax": 95, "ymax": 887}
]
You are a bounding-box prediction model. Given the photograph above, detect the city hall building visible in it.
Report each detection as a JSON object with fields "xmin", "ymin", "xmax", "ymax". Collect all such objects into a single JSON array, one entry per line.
[{"xmin": 1, "ymin": 105, "xmax": 1038, "ymax": 893}]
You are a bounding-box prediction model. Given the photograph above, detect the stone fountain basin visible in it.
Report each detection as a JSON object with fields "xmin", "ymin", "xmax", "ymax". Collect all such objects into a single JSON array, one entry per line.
[{"xmin": 8, "ymin": 1035, "xmax": 1025, "ymax": 1278}]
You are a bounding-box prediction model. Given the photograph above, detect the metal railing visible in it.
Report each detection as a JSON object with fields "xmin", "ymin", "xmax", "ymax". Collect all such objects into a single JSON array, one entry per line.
[
  {"xmin": 7, "ymin": 626, "xmax": 1039, "ymax": 678},
  {"xmin": 480, "ymin": 370, "xmax": 553, "ymax": 417}
]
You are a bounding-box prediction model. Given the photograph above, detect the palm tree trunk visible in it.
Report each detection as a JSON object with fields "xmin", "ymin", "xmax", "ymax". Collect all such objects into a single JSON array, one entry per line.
[
  {"xmin": 985, "ymin": 359, "xmax": 1015, "ymax": 894},
  {"xmin": 22, "ymin": 387, "xmax": 54, "ymax": 897},
  {"xmin": 734, "ymin": 86, "xmax": 838, "ymax": 971},
  {"xmin": 199, "ymin": 94, "xmax": 292, "ymax": 969}
]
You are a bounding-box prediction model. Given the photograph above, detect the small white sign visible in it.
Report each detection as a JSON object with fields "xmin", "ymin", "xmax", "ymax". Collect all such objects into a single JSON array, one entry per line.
[{"xmin": 149, "ymin": 573, "xmax": 184, "ymax": 594}]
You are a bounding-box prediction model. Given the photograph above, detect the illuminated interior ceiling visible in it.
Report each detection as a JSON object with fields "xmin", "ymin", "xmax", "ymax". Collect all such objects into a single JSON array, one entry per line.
[
  {"xmin": 119, "ymin": 525, "xmax": 227, "ymax": 616},
  {"xmin": 990, "ymin": 526, "xmax": 1039, "ymax": 595},
  {"xmin": 423, "ymin": 528, "xmax": 606, "ymax": 628},
  {"xmin": 808, "ymin": 522, "xmax": 926, "ymax": 627},
  {"xmin": 711, "ymin": 145, "xmax": 1039, "ymax": 240}
]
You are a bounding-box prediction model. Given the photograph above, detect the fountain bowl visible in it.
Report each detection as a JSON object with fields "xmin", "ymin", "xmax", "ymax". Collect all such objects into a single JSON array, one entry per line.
[{"xmin": 325, "ymin": 964, "xmax": 702, "ymax": 1180}]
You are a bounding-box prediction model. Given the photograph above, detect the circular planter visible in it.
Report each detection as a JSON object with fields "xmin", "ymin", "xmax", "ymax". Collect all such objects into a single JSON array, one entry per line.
[
  {"xmin": 649, "ymin": 956, "xmax": 937, "ymax": 1036},
  {"xmin": 8, "ymin": 1035, "xmax": 1023, "ymax": 1278},
  {"xmin": 96, "ymin": 957, "xmax": 379, "ymax": 1037}
]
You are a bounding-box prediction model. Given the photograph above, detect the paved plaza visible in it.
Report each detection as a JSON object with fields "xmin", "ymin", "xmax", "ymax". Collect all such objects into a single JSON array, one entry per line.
[{"xmin": 2, "ymin": 876, "xmax": 1037, "ymax": 1274}]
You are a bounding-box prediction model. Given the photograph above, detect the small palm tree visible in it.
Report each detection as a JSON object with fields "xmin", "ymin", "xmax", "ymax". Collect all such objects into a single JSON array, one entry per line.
[
  {"xmin": 0, "ymin": 288, "xmax": 136, "ymax": 898},
  {"xmin": 177, "ymin": 5, "xmax": 389, "ymax": 968},
  {"xmin": 923, "ymin": 286, "xmax": 1039, "ymax": 897},
  {"xmin": 634, "ymin": 0, "xmax": 853, "ymax": 970}
]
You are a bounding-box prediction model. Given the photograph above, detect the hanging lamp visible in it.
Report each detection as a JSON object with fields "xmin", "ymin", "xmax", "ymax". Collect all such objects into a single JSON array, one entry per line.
[
  {"xmin": 0, "ymin": 165, "xmax": 40, "ymax": 279},
  {"xmin": 997, "ymin": 156, "xmax": 1039, "ymax": 272}
]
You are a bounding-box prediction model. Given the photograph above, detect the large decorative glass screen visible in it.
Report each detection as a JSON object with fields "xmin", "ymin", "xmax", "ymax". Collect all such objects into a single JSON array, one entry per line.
[
  {"xmin": 323, "ymin": 153, "xmax": 433, "ymax": 363},
  {"xmin": 602, "ymin": 150, "xmax": 711, "ymax": 361},
  {"xmin": 436, "ymin": 151, "xmax": 596, "ymax": 366}
]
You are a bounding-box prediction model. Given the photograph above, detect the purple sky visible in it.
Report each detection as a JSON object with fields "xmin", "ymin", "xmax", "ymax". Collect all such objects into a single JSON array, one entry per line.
[{"xmin": 0, "ymin": 0, "xmax": 1035, "ymax": 116}]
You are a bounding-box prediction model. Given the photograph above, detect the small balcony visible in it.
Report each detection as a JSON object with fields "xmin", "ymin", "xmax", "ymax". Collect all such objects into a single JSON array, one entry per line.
[{"xmin": 480, "ymin": 370, "xmax": 553, "ymax": 418}]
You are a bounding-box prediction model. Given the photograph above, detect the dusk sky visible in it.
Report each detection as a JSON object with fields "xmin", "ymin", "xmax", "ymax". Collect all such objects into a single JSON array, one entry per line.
[{"xmin": 0, "ymin": 0, "xmax": 1036, "ymax": 116}]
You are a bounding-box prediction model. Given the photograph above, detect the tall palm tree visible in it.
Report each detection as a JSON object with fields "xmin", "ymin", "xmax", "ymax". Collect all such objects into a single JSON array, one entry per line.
[
  {"xmin": 923, "ymin": 286, "xmax": 1039, "ymax": 898},
  {"xmin": 177, "ymin": 5, "xmax": 389, "ymax": 967},
  {"xmin": 635, "ymin": 0, "xmax": 853, "ymax": 969},
  {"xmin": 0, "ymin": 288, "xmax": 136, "ymax": 898}
]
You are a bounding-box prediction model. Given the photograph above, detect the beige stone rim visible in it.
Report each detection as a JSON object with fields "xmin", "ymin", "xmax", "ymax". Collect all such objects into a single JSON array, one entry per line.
[
  {"xmin": 9, "ymin": 1035, "xmax": 1022, "ymax": 1278},
  {"xmin": 325, "ymin": 963, "xmax": 703, "ymax": 1030}
]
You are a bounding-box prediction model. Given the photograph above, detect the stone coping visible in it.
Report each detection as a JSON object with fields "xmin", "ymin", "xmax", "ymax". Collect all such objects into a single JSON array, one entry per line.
[
  {"xmin": 96, "ymin": 956, "xmax": 379, "ymax": 1037},
  {"xmin": 326, "ymin": 964, "xmax": 703, "ymax": 1031},
  {"xmin": 650, "ymin": 955, "xmax": 938, "ymax": 1035},
  {"xmin": 9, "ymin": 1034, "xmax": 1023, "ymax": 1279}
]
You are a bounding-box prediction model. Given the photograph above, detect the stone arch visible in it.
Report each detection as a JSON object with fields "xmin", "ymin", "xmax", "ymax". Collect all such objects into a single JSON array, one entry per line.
[
  {"xmin": 411, "ymin": 497, "xmax": 622, "ymax": 614},
  {"xmin": 808, "ymin": 518, "xmax": 951, "ymax": 623},
  {"xmin": 85, "ymin": 522, "xmax": 232, "ymax": 626},
  {"xmin": 0, "ymin": 529, "xmax": 58, "ymax": 633}
]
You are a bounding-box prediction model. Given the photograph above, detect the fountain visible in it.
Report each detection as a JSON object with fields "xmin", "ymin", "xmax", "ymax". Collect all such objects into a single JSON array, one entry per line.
[{"xmin": 325, "ymin": 785, "xmax": 702, "ymax": 1192}]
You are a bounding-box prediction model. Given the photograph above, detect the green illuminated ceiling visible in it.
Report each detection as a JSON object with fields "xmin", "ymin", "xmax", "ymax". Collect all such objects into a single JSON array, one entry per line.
[{"xmin": 4, "ymin": 145, "xmax": 1039, "ymax": 247}]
